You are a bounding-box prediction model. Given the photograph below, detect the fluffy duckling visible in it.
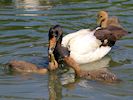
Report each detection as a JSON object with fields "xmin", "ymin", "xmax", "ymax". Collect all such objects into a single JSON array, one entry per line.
[
  {"xmin": 97, "ymin": 10, "xmax": 128, "ymax": 40},
  {"xmin": 8, "ymin": 60, "xmax": 48, "ymax": 74},
  {"xmin": 97, "ymin": 10, "xmax": 121, "ymax": 28}
]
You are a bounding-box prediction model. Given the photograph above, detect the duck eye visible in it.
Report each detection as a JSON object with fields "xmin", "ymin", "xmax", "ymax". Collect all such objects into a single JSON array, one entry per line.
[
  {"xmin": 54, "ymin": 33, "xmax": 58, "ymax": 38},
  {"xmin": 55, "ymin": 35, "xmax": 57, "ymax": 38},
  {"xmin": 100, "ymin": 16, "xmax": 102, "ymax": 18}
]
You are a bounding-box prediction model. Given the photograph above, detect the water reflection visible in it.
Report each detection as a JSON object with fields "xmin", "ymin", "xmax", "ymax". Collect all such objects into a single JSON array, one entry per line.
[
  {"xmin": 48, "ymin": 71, "xmax": 87, "ymax": 100},
  {"xmin": 15, "ymin": 0, "xmax": 40, "ymax": 11},
  {"xmin": 47, "ymin": 56, "xmax": 116, "ymax": 100},
  {"xmin": 48, "ymin": 72, "xmax": 62, "ymax": 100},
  {"xmin": 0, "ymin": 55, "xmax": 113, "ymax": 100},
  {"xmin": 80, "ymin": 56, "xmax": 111, "ymax": 71},
  {"xmin": 14, "ymin": 0, "xmax": 53, "ymax": 16},
  {"xmin": 59, "ymin": 56, "xmax": 111, "ymax": 85}
]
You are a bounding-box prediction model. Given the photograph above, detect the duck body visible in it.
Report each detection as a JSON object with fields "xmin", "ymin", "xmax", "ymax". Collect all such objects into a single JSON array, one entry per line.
[{"xmin": 62, "ymin": 28, "xmax": 111, "ymax": 64}]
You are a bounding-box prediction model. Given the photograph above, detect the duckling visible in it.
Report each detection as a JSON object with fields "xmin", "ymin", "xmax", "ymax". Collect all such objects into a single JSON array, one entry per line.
[
  {"xmin": 8, "ymin": 60, "xmax": 48, "ymax": 74},
  {"xmin": 97, "ymin": 10, "xmax": 128, "ymax": 40},
  {"xmin": 97, "ymin": 10, "xmax": 121, "ymax": 28}
]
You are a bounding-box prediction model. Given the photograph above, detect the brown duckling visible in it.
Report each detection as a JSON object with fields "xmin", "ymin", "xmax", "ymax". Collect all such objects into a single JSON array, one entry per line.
[
  {"xmin": 97, "ymin": 10, "xmax": 128, "ymax": 40},
  {"xmin": 8, "ymin": 60, "xmax": 48, "ymax": 74},
  {"xmin": 94, "ymin": 11, "xmax": 128, "ymax": 46},
  {"xmin": 97, "ymin": 10, "xmax": 121, "ymax": 28}
]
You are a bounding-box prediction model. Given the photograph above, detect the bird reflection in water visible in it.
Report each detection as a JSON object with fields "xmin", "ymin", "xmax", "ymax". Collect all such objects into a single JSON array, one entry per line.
[
  {"xmin": 60, "ymin": 56, "xmax": 116, "ymax": 87},
  {"xmin": 3, "ymin": 56, "xmax": 120, "ymax": 100},
  {"xmin": 48, "ymin": 56, "xmax": 121, "ymax": 100},
  {"xmin": 48, "ymin": 71, "xmax": 62, "ymax": 100}
]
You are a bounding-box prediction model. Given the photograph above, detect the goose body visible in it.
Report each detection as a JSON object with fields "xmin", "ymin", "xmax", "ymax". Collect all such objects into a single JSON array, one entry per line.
[{"xmin": 62, "ymin": 28, "xmax": 111, "ymax": 64}]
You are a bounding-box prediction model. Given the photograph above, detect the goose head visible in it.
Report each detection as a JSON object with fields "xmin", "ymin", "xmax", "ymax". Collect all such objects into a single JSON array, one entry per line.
[
  {"xmin": 97, "ymin": 10, "xmax": 109, "ymax": 28},
  {"xmin": 48, "ymin": 25, "xmax": 63, "ymax": 62}
]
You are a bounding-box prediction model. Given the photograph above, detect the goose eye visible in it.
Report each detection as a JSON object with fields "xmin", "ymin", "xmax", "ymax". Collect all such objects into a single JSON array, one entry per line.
[
  {"xmin": 54, "ymin": 33, "xmax": 58, "ymax": 38},
  {"xmin": 55, "ymin": 35, "xmax": 57, "ymax": 38}
]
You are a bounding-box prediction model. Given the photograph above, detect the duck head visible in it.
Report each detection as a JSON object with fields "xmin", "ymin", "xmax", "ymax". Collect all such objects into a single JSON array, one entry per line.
[
  {"xmin": 48, "ymin": 25, "xmax": 63, "ymax": 61},
  {"xmin": 97, "ymin": 10, "xmax": 108, "ymax": 28}
]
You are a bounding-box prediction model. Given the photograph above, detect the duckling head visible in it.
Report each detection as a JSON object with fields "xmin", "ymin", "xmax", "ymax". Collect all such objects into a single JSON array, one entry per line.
[
  {"xmin": 48, "ymin": 25, "xmax": 63, "ymax": 56},
  {"xmin": 97, "ymin": 10, "xmax": 109, "ymax": 28}
]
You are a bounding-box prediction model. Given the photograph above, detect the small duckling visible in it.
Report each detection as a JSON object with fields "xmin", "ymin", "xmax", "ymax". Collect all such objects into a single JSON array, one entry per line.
[
  {"xmin": 97, "ymin": 10, "xmax": 121, "ymax": 28},
  {"xmin": 95, "ymin": 10, "xmax": 128, "ymax": 46},
  {"xmin": 8, "ymin": 60, "xmax": 48, "ymax": 74},
  {"xmin": 97, "ymin": 10, "xmax": 128, "ymax": 40}
]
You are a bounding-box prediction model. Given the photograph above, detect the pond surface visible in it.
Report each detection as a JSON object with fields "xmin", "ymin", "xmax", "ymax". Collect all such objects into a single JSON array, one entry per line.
[{"xmin": 0, "ymin": 0, "xmax": 133, "ymax": 100}]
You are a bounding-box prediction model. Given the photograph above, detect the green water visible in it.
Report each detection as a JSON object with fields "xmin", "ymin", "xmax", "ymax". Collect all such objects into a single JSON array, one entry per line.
[{"xmin": 0, "ymin": 0, "xmax": 133, "ymax": 100}]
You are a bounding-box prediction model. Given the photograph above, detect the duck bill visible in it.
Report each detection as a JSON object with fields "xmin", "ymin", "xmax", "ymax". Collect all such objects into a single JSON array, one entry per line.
[
  {"xmin": 49, "ymin": 36, "xmax": 56, "ymax": 52},
  {"xmin": 48, "ymin": 37, "xmax": 57, "ymax": 62},
  {"xmin": 49, "ymin": 35, "xmax": 61, "ymax": 53}
]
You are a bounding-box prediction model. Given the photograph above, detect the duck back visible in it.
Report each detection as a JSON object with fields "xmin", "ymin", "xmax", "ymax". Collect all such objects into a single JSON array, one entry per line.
[{"xmin": 62, "ymin": 29, "xmax": 111, "ymax": 64}]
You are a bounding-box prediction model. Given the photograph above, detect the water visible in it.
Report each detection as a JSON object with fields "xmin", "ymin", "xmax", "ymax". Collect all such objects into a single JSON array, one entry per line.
[{"xmin": 0, "ymin": 0, "xmax": 133, "ymax": 100}]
